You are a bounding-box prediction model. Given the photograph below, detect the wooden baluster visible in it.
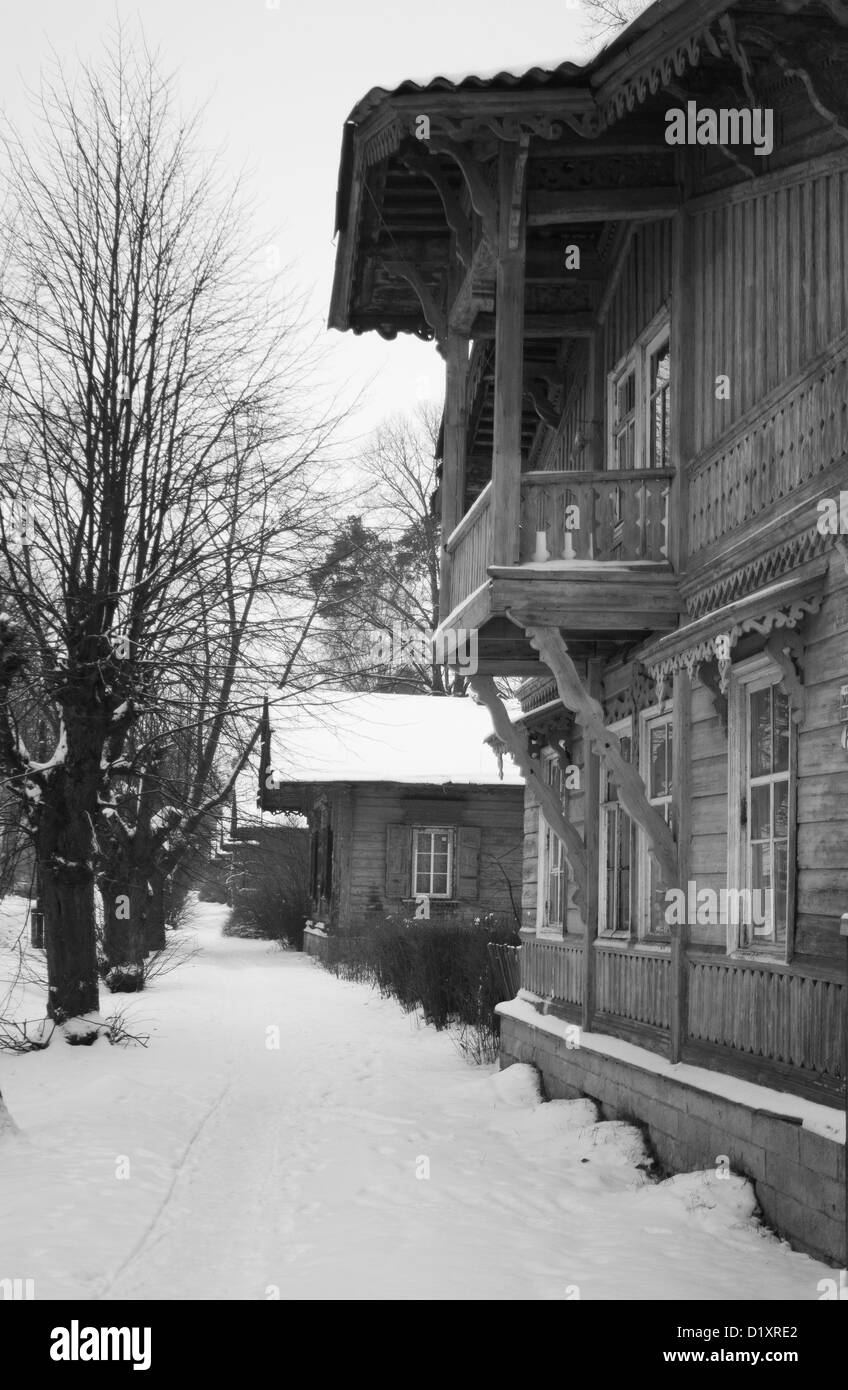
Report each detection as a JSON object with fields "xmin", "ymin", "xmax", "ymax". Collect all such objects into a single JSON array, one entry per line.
[
  {"xmin": 620, "ymin": 478, "xmax": 641, "ymax": 558},
  {"xmin": 519, "ymin": 485, "xmax": 531, "ymax": 563}
]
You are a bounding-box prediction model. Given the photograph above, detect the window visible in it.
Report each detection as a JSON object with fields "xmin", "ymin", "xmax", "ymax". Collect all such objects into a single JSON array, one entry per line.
[
  {"xmin": 728, "ymin": 658, "xmax": 794, "ymax": 955},
  {"xmin": 638, "ymin": 709, "xmax": 673, "ymax": 938},
  {"xmin": 599, "ymin": 719, "xmax": 634, "ymax": 936},
  {"xmin": 413, "ymin": 827, "xmax": 453, "ymax": 899},
  {"xmin": 608, "ymin": 313, "xmax": 671, "ymax": 472},
  {"xmin": 537, "ymin": 753, "xmax": 570, "ymax": 937},
  {"xmin": 612, "ymin": 366, "xmax": 637, "ymax": 470},
  {"xmin": 648, "ymin": 335, "xmax": 671, "ymax": 468}
]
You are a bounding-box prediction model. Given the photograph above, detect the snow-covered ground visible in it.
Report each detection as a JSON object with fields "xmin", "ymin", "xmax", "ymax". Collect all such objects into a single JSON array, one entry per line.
[{"xmin": 0, "ymin": 895, "xmax": 835, "ymax": 1300}]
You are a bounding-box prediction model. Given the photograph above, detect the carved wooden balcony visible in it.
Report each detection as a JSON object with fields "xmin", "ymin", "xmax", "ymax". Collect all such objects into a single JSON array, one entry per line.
[{"xmin": 438, "ymin": 468, "xmax": 682, "ymax": 672}]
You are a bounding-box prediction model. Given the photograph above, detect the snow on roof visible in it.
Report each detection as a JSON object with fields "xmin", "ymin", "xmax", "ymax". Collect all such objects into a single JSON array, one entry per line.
[{"xmin": 265, "ymin": 691, "xmax": 522, "ymax": 787}]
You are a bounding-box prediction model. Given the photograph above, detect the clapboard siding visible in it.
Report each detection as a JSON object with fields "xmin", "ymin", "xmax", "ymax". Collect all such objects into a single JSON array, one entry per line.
[{"xmin": 325, "ymin": 782, "xmax": 523, "ymax": 930}]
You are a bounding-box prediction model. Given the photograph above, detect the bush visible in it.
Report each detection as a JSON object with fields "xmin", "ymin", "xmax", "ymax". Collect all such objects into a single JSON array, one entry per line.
[
  {"xmin": 227, "ymin": 829, "xmax": 309, "ymax": 949},
  {"xmin": 322, "ymin": 915, "xmax": 520, "ymax": 1056}
]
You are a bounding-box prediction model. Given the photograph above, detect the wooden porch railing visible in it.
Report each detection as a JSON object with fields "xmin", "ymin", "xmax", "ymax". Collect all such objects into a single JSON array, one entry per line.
[
  {"xmin": 686, "ymin": 952, "xmax": 844, "ymax": 1091},
  {"xmin": 521, "ymin": 936, "xmax": 583, "ymax": 1005},
  {"xmin": 594, "ymin": 944, "xmax": 671, "ymax": 1031},
  {"xmin": 514, "ymin": 936, "xmax": 843, "ymax": 1101},
  {"xmin": 487, "ymin": 941, "xmax": 522, "ymax": 1002},
  {"xmin": 519, "ymin": 469, "xmax": 673, "ymax": 564},
  {"xmin": 688, "ymin": 334, "xmax": 848, "ymax": 554}
]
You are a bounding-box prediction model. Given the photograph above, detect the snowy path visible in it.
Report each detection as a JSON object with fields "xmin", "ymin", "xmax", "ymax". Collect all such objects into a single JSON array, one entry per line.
[{"xmin": 0, "ymin": 899, "xmax": 833, "ymax": 1300}]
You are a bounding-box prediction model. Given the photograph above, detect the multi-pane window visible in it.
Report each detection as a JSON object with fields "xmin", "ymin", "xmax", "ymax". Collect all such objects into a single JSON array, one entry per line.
[
  {"xmin": 538, "ymin": 755, "xmax": 569, "ymax": 936},
  {"xmin": 600, "ymin": 723, "xmax": 634, "ymax": 935},
  {"xmin": 640, "ymin": 712, "xmax": 673, "ymax": 937},
  {"xmin": 648, "ymin": 337, "xmax": 671, "ymax": 467},
  {"xmin": 413, "ymin": 828, "xmax": 453, "ymax": 898},
  {"xmin": 608, "ymin": 316, "xmax": 671, "ymax": 472},
  {"xmin": 745, "ymin": 684, "xmax": 790, "ymax": 949},
  {"xmin": 728, "ymin": 659, "xmax": 794, "ymax": 956},
  {"xmin": 612, "ymin": 367, "xmax": 637, "ymax": 470}
]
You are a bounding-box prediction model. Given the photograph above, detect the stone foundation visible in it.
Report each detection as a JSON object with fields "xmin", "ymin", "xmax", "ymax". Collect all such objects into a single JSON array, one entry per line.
[{"xmin": 499, "ymin": 1002, "xmax": 846, "ymax": 1268}]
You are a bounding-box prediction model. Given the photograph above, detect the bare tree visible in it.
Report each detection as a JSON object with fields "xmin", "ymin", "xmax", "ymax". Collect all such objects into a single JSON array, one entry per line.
[
  {"xmin": 581, "ymin": 0, "xmax": 650, "ymax": 41},
  {"xmin": 312, "ymin": 405, "xmax": 466, "ymax": 695},
  {"xmin": 0, "ymin": 31, "xmax": 333, "ymax": 1027}
]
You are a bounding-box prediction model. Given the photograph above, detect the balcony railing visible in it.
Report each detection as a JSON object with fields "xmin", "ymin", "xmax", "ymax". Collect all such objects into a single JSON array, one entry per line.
[
  {"xmin": 444, "ymin": 469, "xmax": 674, "ymax": 618},
  {"xmin": 444, "ymin": 482, "xmax": 492, "ymax": 613},
  {"xmin": 519, "ymin": 469, "xmax": 672, "ymax": 565}
]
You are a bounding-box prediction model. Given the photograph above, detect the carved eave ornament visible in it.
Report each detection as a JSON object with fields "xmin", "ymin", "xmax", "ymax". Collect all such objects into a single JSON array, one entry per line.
[{"xmin": 636, "ymin": 565, "xmax": 827, "ymax": 728}]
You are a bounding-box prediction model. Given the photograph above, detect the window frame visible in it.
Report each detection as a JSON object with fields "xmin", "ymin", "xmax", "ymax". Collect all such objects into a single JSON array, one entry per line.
[
  {"xmin": 598, "ymin": 716, "xmax": 635, "ymax": 939},
  {"xmin": 637, "ymin": 703, "xmax": 674, "ymax": 943},
  {"xmin": 607, "ymin": 308, "xmax": 671, "ymax": 473},
  {"xmin": 726, "ymin": 654, "xmax": 796, "ymax": 960},
  {"xmin": 536, "ymin": 750, "xmax": 570, "ymax": 938},
  {"xmin": 412, "ymin": 826, "xmax": 454, "ymax": 900}
]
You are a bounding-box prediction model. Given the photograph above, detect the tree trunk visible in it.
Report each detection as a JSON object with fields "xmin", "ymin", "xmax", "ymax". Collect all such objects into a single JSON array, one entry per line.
[
  {"xmin": 35, "ymin": 705, "xmax": 110, "ymax": 1025},
  {"xmin": 39, "ymin": 863, "xmax": 100, "ymax": 1021},
  {"xmin": 101, "ymin": 876, "xmax": 147, "ymax": 991}
]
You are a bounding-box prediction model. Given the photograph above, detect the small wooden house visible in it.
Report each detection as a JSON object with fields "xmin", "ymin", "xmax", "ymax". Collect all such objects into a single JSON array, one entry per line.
[
  {"xmin": 329, "ymin": 0, "xmax": 848, "ymax": 1264},
  {"xmin": 258, "ymin": 692, "xmax": 524, "ymax": 933}
]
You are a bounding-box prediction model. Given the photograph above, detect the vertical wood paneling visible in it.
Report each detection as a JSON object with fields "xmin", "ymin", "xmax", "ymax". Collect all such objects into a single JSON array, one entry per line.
[{"xmin": 690, "ymin": 170, "xmax": 848, "ymax": 456}]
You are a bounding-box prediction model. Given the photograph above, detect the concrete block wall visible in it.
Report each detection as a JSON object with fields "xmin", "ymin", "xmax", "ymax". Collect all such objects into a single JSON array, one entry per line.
[{"xmin": 500, "ymin": 1012, "xmax": 845, "ymax": 1268}]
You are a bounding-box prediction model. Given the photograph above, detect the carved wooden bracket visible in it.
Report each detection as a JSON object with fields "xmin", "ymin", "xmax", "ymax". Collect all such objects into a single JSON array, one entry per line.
[
  {"xmin": 521, "ymin": 624, "xmax": 679, "ymax": 888},
  {"xmin": 718, "ymin": 12, "xmax": 759, "ymax": 106},
  {"xmin": 699, "ymin": 659, "xmax": 729, "ymax": 733},
  {"xmin": 399, "ymin": 151, "xmax": 472, "ymax": 267},
  {"xmin": 647, "ymin": 597, "xmax": 822, "ymax": 708},
  {"xmin": 382, "ymin": 260, "xmax": 447, "ymax": 349},
  {"xmin": 740, "ymin": 24, "xmax": 848, "ymax": 141},
  {"xmin": 428, "ymin": 138, "xmax": 498, "ymax": 246},
  {"xmin": 470, "ymin": 674, "xmax": 588, "ymax": 917},
  {"xmin": 765, "ymin": 629, "xmax": 807, "ymax": 725}
]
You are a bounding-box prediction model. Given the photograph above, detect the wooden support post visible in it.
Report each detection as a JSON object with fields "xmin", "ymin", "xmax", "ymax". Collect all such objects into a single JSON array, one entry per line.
[
  {"xmin": 439, "ymin": 331, "xmax": 468, "ymax": 620},
  {"xmin": 491, "ymin": 141, "xmax": 526, "ymax": 567},
  {"xmin": 335, "ymin": 784, "xmax": 354, "ymax": 933},
  {"xmin": 470, "ymin": 675, "xmax": 588, "ymax": 915},
  {"xmin": 582, "ymin": 658, "xmax": 602, "ymax": 1035},
  {"xmin": 585, "ymin": 332, "xmax": 603, "ymax": 472},
  {"xmin": 670, "ymin": 669, "xmax": 691, "ymax": 1063},
  {"xmin": 523, "ymin": 624, "xmax": 679, "ymax": 886},
  {"xmin": 669, "ymin": 205, "xmax": 692, "ymax": 573}
]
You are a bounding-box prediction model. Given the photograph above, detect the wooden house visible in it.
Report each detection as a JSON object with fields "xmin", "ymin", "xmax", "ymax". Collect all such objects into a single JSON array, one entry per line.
[
  {"xmin": 258, "ymin": 692, "xmax": 524, "ymax": 934},
  {"xmin": 329, "ymin": 0, "xmax": 848, "ymax": 1263}
]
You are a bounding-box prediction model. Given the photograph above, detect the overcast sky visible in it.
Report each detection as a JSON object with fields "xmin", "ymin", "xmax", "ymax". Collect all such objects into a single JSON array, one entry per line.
[{"xmin": 0, "ymin": 0, "xmax": 605, "ymax": 445}]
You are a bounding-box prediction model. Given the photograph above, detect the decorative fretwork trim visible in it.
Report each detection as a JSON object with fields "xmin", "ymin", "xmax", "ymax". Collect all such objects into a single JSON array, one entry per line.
[
  {"xmin": 605, "ymin": 664, "xmax": 672, "ymax": 724},
  {"xmin": 684, "ymin": 532, "xmax": 830, "ymax": 618},
  {"xmin": 646, "ymin": 597, "xmax": 822, "ymax": 695},
  {"xmin": 519, "ymin": 676, "xmax": 559, "ymax": 714},
  {"xmin": 599, "ymin": 32, "xmax": 709, "ymax": 128}
]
